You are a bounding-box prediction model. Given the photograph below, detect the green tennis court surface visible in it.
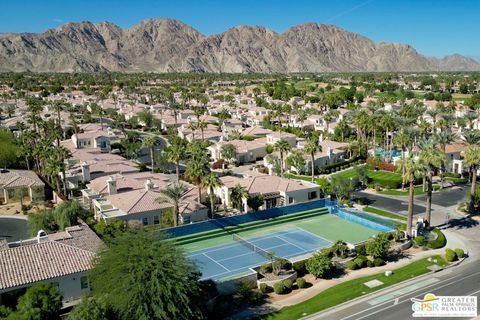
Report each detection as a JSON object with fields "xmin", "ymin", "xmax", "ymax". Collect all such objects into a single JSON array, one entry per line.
[{"xmin": 178, "ymin": 207, "xmax": 379, "ymax": 253}]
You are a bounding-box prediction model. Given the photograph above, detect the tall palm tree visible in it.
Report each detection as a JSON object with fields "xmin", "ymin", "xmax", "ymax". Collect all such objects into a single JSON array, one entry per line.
[
  {"xmin": 187, "ymin": 121, "xmax": 198, "ymax": 141},
  {"xmin": 197, "ymin": 118, "xmax": 208, "ymax": 141},
  {"xmin": 434, "ymin": 131, "xmax": 455, "ymax": 188},
  {"xmin": 397, "ymin": 154, "xmax": 426, "ymax": 237},
  {"xmin": 304, "ymin": 138, "xmax": 321, "ymax": 182},
  {"xmin": 185, "ymin": 153, "xmax": 209, "ymax": 203},
  {"xmin": 230, "ymin": 183, "xmax": 248, "ymax": 213},
  {"xmin": 165, "ymin": 139, "xmax": 186, "ymax": 182},
  {"xmin": 156, "ymin": 183, "xmax": 188, "ymax": 227},
  {"xmin": 426, "ymin": 108, "xmax": 440, "ymax": 130},
  {"xmin": 200, "ymin": 173, "xmax": 221, "ymax": 218},
  {"xmin": 418, "ymin": 139, "xmax": 444, "ymax": 224},
  {"xmin": 274, "ymin": 138, "xmax": 291, "ymax": 177},
  {"xmin": 142, "ymin": 136, "xmax": 158, "ymax": 172},
  {"xmin": 463, "ymin": 130, "xmax": 480, "ymax": 214},
  {"xmin": 393, "ymin": 131, "xmax": 413, "ymax": 190}
]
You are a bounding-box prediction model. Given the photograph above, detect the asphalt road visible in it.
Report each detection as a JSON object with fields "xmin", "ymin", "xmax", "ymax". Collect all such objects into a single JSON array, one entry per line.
[
  {"xmin": 307, "ymin": 261, "xmax": 480, "ymax": 320},
  {"xmin": 353, "ymin": 191, "xmax": 425, "ymax": 216},
  {"xmin": 417, "ymin": 186, "xmax": 467, "ymax": 208},
  {"xmin": 0, "ymin": 217, "xmax": 29, "ymax": 242}
]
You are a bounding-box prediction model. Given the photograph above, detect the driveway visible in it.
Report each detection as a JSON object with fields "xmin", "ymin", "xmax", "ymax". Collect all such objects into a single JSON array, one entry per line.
[
  {"xmin": 0, "ymin": 216, "xmax": 29, "ymax": 242},
  {"xmin": 353, "ymin": 191, "xmax": 426, "ymax": 216}
]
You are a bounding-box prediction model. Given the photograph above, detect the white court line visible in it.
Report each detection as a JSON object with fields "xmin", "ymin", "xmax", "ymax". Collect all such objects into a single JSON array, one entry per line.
[
  {"xmin": 289, "ymin": 226, "xmax": 334, "ymax": 246},
  {"xmin": 274, "ymin": 235, "xmax": 307, "ymax": 253},
  {"xmin": 202, "ymin": 253, "xmax": 230, "ymax": 272}
]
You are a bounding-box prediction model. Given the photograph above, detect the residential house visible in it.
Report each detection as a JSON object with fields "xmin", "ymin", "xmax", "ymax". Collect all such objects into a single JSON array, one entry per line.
[
  {"xmin": 266, "ymin": 132, "xmax": 297, "ymax": 148},
  {"xmin": 0, "ymin": 223, "xmax": 102, "ymax": 307},
  {"xmin": 85, "ymin": 173, "xmax": 208, "ymax": 225},
  {"xmin": 215, "ymin": 172, "xmax": 320, "ymax": 212},
  {"xmin": 0, "ymin": 169, "xmax": 45, "ymax": 204},
  {"xmin": 208, "ymin": 138, "xmax": 268, "ymax": 164}
]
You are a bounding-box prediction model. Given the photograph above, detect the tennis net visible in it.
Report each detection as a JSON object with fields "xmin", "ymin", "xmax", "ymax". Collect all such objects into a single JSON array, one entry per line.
[{"xmin": 232, "ymin": 233, "xmax": 273, "ymax": 260}]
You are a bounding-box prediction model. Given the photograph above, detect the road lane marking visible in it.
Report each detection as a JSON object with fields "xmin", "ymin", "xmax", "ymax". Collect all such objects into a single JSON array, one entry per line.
[{"xmin": 338, "ymin": 270, "xmax": 480, "ymax": 320}]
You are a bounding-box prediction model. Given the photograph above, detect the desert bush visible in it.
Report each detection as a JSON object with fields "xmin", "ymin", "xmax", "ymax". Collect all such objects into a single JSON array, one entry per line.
[
  {"xmin": 373, "ymin": 258, "xmax": 386, "ymax": 267},
  {"xmin": 296, "ymin": 278, "xmax": 307, "ymax": 288},
  {"xmin": 445, "ymin": 248, "xmax": 457, "ymax": 262},
  {"xmin": 454, "ymin": 248, "xmax": 464, "ymax": 259},
  {"xmin": 345, "ymin": 260, "xmax": 359, "ymax": 270}
]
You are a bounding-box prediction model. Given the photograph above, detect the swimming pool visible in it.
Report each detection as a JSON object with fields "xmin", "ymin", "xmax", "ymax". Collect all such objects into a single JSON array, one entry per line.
[{"xmin": 376, "ymin": 149, "xmax": 402, "ymax": 158}]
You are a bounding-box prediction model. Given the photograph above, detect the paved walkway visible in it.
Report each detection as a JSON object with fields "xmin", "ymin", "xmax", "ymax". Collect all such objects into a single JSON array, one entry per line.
[{"xmin": 229, "ymin": 248, "xmax": 445, "ymax": 320}]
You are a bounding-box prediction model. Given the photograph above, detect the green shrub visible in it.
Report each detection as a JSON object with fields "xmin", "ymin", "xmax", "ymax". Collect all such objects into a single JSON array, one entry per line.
[
  {"xmin": 445, "ymin": 248, "xmax": 457, "ymax": 262},
  {"xmin": 259, "ymin": 283, "xmax": 268, "ymax": 294},
  {"xmin": 373, "ymin": 258, "xmax": 386, "ymax": 267},
  {"xmin": 428, "ymin": 229, "xmax": 446, "ymax": 249},
  {"xmin": 273, "ymin": 282, "xmax": 285, "ymax": 294},
  {"xmin": 366, "ymin": 233, "xmax": 392, "ymax": 259},
  {"xmin": 345, "ymin": 260, "xmax": 359, "ymax": 270},
  {"xmin": 415, "ymin": 235, "xmax": 425, "ymax": 246},
  {"xmin": 259, "ymin": 263, "xmax": 272, "ymax": 274},
  {"xmin": 356, "ymin": 243, "xmax": 367, "ymax": 256},
  {"xmin": 354, "ymin": 255, "xmax": 368, "ymax": 268},
  {"xmin": 266, "ymin": 144, "xmax": 274, "ymax": 154},
  {"xmin": 306, "ymin": 253, "xmax": 334, "ymax": 279},
  {"xmin": 296, "ymin": 278, "xmax": 307, "ymax": 288},
  {"xmin": 283, "ymin": 279, "xmax": 293, "ymax": 291},
  {"xmin": 292, "ymin": 260, "xmax": 307, "ymax": 277},
  {"xmin": 367, "ymin": 260, "xmax": 375, "ymax": 268},
  {"xmin": 454, "ymin": 248, "xmax": 464, "ymax": 259}
]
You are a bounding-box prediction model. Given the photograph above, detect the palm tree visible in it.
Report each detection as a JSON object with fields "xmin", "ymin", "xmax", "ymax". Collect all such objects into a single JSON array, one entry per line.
[
  {"xmin": 156, "ymin": 183, "xmax": 188, "ymax": 227},
  {"xmin": 274, "ymin": 138, "xmax": 291, "ymax": 177},
  {"xmin": 426, "ymin": 108, "xmax": 440, "ymax": 130},
  {"xmin": 393, "ymin": 131, "xmax": 413, "ymax": 190},
  {"xmin": 185, "ymin": 154, "xmax": 209, "ymax": 203},
  {"xmin": 434, "ymin": 131, "xmax": 455, "ymax": 188},
  {"xmin": 304, "ymin": 138, "xmax": 321, "ymax": 182},
  {"xmin": 142, "ymin": 136, "xmax": 158, "ymax": 172},
  {"xmin": 200, "ymin": 173, "xmax": 221, "ymax": 218},
  {"xmin": 187, "ymin": 121, "xmax": 198, "ymax": 141},
  {"xmin": 418, "ymin": 139, "xmax": 444, "ymax": 224},
  {"xmin": 463, "ymin": 130, "xmax": 480, "ymax": 214},
  {"xmin": 397, "ymin": 154, "xmax": 426, "ymax": 237},
  {"xmin": 230, "ymin": 183, "xmax": 248, "ymax": 213},
  {"xmin": 165, "ymin": 139, "xmax": 186, "ymax": 182},
  {"xmin": 197, "ymin": 118, "xmax": 208, "ymax": 141},
  {"xmin": 220, "ymin": 143, "xmax": 237, "ymax": 169}
]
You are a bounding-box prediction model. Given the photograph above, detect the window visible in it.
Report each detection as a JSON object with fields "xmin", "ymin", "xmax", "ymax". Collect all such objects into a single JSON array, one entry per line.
[
  {"xmin": 142, "ymin": 217, "xmax": 148, "ymax": 226},
  {"xmin": 153, "ymin": 215, "xmax": 159, "ymax": 225},
  {"xmin": 289, "ymin": 197, "xmax": 294, "ymax": 204},
  {"xmin": 308, "ymin": 191, "xmax": 318, "ymax": 200},
  {"xmin": 80, "ymin": 276, "xmax": 89, "ymax": 290},
  {"xmin": 183, "ymin": 216, "xmax": 191, "ymax": 224}
]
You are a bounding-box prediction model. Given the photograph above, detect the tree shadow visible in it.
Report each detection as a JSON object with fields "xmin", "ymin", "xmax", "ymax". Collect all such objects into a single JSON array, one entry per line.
[{"xmin": 439, "ymin": 216, "xmax": 479, "ymax": 230}]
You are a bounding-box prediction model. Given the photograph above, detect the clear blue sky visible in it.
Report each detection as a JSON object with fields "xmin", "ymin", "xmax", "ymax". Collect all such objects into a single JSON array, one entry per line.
[{"xmin": 1, "ymin": 0, "xmax": 478, "ymax": 58}]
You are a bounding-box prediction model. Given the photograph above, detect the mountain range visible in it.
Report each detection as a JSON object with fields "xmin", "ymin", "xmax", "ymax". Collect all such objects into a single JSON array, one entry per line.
[{"xmin": 0, "ymin": 19, "xmax": 478, "ymax": 73}]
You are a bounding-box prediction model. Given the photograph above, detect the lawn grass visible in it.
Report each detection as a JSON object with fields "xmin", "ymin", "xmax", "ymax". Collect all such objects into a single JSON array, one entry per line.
[
  {"xmin": 363, "ymin": 207, "xmax": 407, "ymax": 221},
  {"xmin": 261, "ymin": 255, "xmax": 448, "ymax": 320},
  {"xmin": 379, "ymin": 185, "xmax": 441, "ymax": 196},
  {"xmin": 332, "ymin": 168, "xmax": 402, "ymax": 184}
]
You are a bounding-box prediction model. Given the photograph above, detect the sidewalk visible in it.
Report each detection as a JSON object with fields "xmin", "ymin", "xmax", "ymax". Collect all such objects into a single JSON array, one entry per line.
[{"xmin": 230, "ymin": 248, "xmax": 445, "ymax": 320}]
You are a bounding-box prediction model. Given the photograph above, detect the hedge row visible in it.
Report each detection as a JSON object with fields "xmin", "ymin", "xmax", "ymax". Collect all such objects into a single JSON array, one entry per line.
[{"xmin": 317, "ymin": 157, "xmax": 364, "ymax": 174}]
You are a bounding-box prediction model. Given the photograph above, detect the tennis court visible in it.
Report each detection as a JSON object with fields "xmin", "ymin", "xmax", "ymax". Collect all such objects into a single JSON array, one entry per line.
[
  {"xmin": 174, "ymin": 201, "xmax": 394, "ymax": 281},
  {"xmin": 187, "ymin": 228, "xmax": 331, "ymax": 281}
]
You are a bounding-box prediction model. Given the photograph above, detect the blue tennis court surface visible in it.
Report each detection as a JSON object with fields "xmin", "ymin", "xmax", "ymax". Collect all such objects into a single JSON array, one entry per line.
[{"xmin": 187, "ymin": 228, "xmax": 332, "ymax": 281}]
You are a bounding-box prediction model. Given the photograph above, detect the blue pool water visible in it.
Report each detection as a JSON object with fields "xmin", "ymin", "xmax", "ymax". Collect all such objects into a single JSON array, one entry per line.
[{"xmin": 376, "ymin": 149, "xmax": 402, "ymax": 158}]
